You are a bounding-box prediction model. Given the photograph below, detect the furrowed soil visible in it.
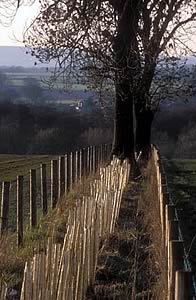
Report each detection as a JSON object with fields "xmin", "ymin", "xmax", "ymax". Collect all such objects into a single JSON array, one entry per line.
[{"xmin": 86, "ymin": 181, "xmax": 161, "ymax": 300}]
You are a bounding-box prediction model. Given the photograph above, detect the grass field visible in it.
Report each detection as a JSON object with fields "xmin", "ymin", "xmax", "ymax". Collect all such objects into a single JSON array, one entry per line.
[
  {"xmin": 0, "ymin": 154, "xmax": 57, "ymax": 232},
  {"xmin": 6, "ymin": 72, "xmax": 87, "ymax": 90},
  {"xmin": 0, "ymin": 154, "xmax": 56, "ymax": 182},
  {"xmin": 164, "ymin": 159, "xmax": 196, "ymax": 270}
]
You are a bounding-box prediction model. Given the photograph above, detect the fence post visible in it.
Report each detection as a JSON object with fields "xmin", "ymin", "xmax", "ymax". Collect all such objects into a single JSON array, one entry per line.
[
  {"xmin": 87, "ymin": 147, "xmax": 90, "ymax": 177},
  {"xmin": 100, "ymin": 144, "xmax": 104, "ymax": 165},
  {"xmin": 92, "ymin": 146, "xmax": 96, "ymax": 173},
  {"xmin": 65, "ymin": 154, "xmax": 68, "ymax": 194},
  {"xmin": 168, "ymin": 220, "xmax": 179, "ymax": 241},
  {"xmin": 89, "ymin": 146, "xmax": 93, "ymax": 174},
  {"xmin": 51, "ymin": 160, "xmax": 58, "ymax": 209},
  {"xmin": 89, "ymin": 146, "xmax": 93, "ymax": 175},
  {"xmin": 168, "ymin": 240, "xmax": 184, "ymax": 300},
  {"xmin": 175, "ymin": 271, "xmax": 195, "ymax": 300},
  {"xmin": 106, "ymin": 144, "xmax": 109, "ymax": 161},
  {"xmin": 97, "ymin": 145, "xmax": 101, "ymax": 169},
  {"xmin": 160, "ymin": 188, "xmax": 170, "ymax": 247},
  {"xmin": 75, "ymin": 151, "xmax": 79, "ymax": 184},
  {"xmin": 79, "ymin": 149, "xmax": 82, "ymax": 183},
  {"xmin": 30, "ymin": 169, "xmax": 37, "ymax": 228},
  {"xmin": 70, "ymin": 152, "xmax": 75, "ymax": 189},
  {"xmin": 66, "ymin": 153, "xmax": 71, "ymax": 193},
  {"xmin": 40, "ymin": 164, "xmax": 47, "ymax": 216},
  {"xmin": 95, "ymin": 145, "xmax": 99, "ymax": 172},
  {"xmin": 17, "ymin": 175, "xmax": 23, "ymax": 247},
  {"xmin": 103, "ymin": 144, "xmax": 107, "ymax": 162},
  {"xmin": 166, "ymin": 204, "xmax": 176, "ymax": 247},
  {"xmin": 82, "ymin": 148, "xmax": 87, "ymax": 179},
  {"xmin": 59, "ymin": 156, "xmax": 65, "ymax": 198},
  {"xmin": 0, "ymin": 181, "xmax": 10, "ymax": 235}
]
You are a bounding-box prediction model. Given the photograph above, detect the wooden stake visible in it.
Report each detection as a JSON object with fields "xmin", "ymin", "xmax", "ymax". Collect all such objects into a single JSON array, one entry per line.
[
  {"xmin": 75, "ymin": 151, "xmax": 79, "ymax": 184},
  {"xmin": 40, "ymin": 164, "xmax": 47, "ymax": 215},
  {"xmin": 92, "ymin": 146, "xmax": 96, "ymax": 173},
  {"xmin": 166, "ymin": 204, "xmax": 176, "ymax": 247},
  {"xmin": 79, "ymin": 149, "xmax": 82, "ymax": 183},
  {"xmin": 82, "ymin": 148, "xmax": 87, "ymax": 178},
  {"xmin": 59, "ymin": 156, "xmax": 65, "ymax": 198},
  {"xmin": 168, "ymin": 240, "xmax": 184, "ymax": 300},
  {"xmin": 87, "ymin": 147, "xmax": 90, "ymax": 176},
  {"xmin": 0, "ymin": 181, "xmax": 10, "ymax": 235},
  {"xmin": 70, "ymin": 152, "xmax": 75, "ymax": 189},
  {"xmin": 64, "ymin": 154, "xmax": 68, "ymax": 195},
  {"xmin": 175, "ymin": 271, "xmax": 195, "ymax": 300},
  {"xmin": 90, "ymin": 146, "xmax": 93, "ymax": 174},
  {"xmin": 51, "ymin": 160, "xmax": 58, "ymax": 209},
  {"xmin": 30, "ymin": 169, "xmax": 37, "ymax": 228},
  {"xmin": 17, "ymin": 175, "xmax": 23, "ymax": 247},
  {"xmin": 168, "ymin": 220, "xmax": 179, "ymax": 241},
  {"xmin": 66, "ymin": 153, "xmax": 71, "ymax": 192}
]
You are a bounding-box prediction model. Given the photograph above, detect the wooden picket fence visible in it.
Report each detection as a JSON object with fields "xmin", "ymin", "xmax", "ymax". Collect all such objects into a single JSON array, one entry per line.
[
  {"xmin": 0, "ymin": 144, "xmax": 111, "ymax": 247},
  {"xmin": 152, "ymin": 147, "xmax": 196, "ymax": 300},
  {"xmin": 0, "ymin": 283, "xmax": 7, "ymax": 300},
  {"xmin": 18, "ymin": 158, "xmax": 130, "ymax": 300}
]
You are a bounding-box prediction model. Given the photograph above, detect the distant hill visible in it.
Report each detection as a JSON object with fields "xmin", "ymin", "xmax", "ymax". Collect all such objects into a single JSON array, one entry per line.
[
  {"xmin": 0, "ymin": 46, "xmax": 195, "ymax": 68},
  {"xmin": 0, "ymin": 46, "xmax": 53, "ymax": 68}
]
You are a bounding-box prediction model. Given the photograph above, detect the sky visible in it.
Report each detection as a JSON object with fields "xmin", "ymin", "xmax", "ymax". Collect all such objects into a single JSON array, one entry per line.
[
  {"xmin": 0, "ymin": 1, "xmax": 195, "ymax": 63},
  {"xmin": 0, "ymin": 1, "xmax": 40, "ymax": 46}
]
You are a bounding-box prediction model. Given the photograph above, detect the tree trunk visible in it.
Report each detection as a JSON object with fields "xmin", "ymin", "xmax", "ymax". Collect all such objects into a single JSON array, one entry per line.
[
  {"xmin": 134, "ymin": 59, "xmax": 156, "ymax": 160},
  {"xmin": 135, "ymin": 107, "xmax": 154, "ymax": 160},
  {"xmin": 111, "ymin": 0, "xmax": 140, "ymax": 165},
  {"xmin": 112, "ymin": 80, "xmax": 135, "ymax": 162}
]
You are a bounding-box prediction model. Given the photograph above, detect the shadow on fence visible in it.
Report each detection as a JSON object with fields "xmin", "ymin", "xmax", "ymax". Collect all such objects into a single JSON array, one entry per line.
[{"xmin": 152, "ymin": 147, "xmax": 196, "ymax": 300}]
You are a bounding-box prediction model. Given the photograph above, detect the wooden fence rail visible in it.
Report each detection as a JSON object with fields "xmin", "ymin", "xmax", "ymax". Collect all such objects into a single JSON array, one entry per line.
[
  {"xmin": 0, "ymin": 144, "xmax": 111, "ymax": 247},
  {"xmin": 152, "ymin": 147, "xmax": 196, "ymax": 299},
  {"xmin": 18, "ymin": 158, "xmax": 130, "ymax": 300}
]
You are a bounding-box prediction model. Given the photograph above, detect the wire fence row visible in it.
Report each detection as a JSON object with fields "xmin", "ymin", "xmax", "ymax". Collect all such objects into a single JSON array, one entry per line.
[
  {"xmin": 0, "ymin": 144, "xmax": 111, "ymax": 246},
  {"xmin": 152, "ymin": 147, "xmax": 196, "ymax": 300}
]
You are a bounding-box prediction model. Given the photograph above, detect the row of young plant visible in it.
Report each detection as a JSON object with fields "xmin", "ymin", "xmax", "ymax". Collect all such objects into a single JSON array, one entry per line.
[{"xmin": 6, "ymin": 158, "xmax": 129, "ymax": 300}]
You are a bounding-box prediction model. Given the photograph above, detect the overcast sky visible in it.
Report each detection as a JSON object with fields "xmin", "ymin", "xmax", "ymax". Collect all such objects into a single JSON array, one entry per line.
[
  {"xmin": 0, "ymin": 1, "xmax": 196, "ymax": 54},
  {"xmin": 0, "ymin": 1, "xmax": 40, "ymax": 46}
]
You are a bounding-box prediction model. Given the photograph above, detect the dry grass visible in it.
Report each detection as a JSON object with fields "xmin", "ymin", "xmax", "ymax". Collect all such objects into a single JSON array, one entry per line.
[
  {"xmin": 0, "ymin": 172, "xmax": 101, "ymax": 291},
  {"xmin": 87, "ymin": 157, "xmax": 167, "ymax": 300},
  {"xmin": 138, "ymin": 158, "xmax": 167, "ymax": 299},
  {"xmin": 0, "ymin": 158, "xmax": 166, "ymax": 299}
]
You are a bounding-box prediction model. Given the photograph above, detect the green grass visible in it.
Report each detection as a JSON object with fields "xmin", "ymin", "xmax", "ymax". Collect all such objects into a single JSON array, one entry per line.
[
  {"xmin": 0, "ymin": 170, "xmax": 94, "ymax": 290},
  {"xmin": 0, "ymin": 154, "xmax": 56, "ymax": 181},
  {"xmin": 7, "ymin": 72, "xmax": 87, "ymax": 91},
  {"xmin": 0, "ymin": 154, "xmax": 57, "ymax": 232},
  {"xmin": 164, "ymin": 159, "xmax": 196, "ymax": 270},
  {"xmin": 164, "ymin": 159, "xmax": 196, "ymax": 205}
]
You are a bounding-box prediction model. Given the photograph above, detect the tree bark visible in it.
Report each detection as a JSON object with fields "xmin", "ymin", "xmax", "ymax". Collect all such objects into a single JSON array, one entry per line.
[
  {"xmin": 112, "ymin": 80, "xmax": 135, "ymax": 162},
  {"xmin": 134, "ymin": 59, "xmax": 156, "ymax": 160},
  {"xmin": 111, "ymin": 0, "xmax": 140, "ymax": 164},
  {"xmin": 135, "ymin": 106, "xmax": 154, "ymax": 160}
]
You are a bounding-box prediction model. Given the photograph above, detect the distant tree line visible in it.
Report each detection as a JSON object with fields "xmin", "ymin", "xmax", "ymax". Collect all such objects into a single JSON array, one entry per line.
[
  {"xmin": 0, "ymin": 101, "xmax": 112, "ymax": 155},
  {"xmin": 153, "ymin": 105, "xmax": 196, "ymax": 159}
]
